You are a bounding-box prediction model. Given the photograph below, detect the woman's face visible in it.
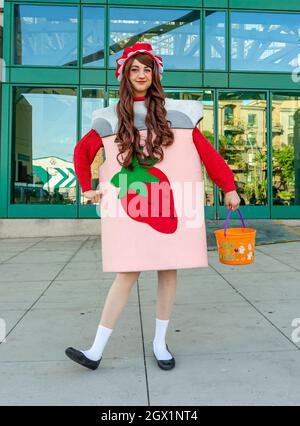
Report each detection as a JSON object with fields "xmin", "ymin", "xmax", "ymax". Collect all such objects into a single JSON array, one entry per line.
[{"xmin": 128, "ymin": 58, "xmax": 153, "ymax": 97}]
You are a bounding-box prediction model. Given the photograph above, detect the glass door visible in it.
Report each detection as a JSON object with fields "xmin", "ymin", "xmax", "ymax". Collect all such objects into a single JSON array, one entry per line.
[
  {"xmin": 271, "ymin": 92, "xmax": 300, "ymax": 218},
  {"xmin": 217, "ymin": 90, "xmax": 268, "ymax": 219},
  {"xmin": 78, "ymin": 87, "xmax": 105, "ymax": 218},
  {"xmin": 8, "ymin": 86, "xmax": 78, "ymax": 218}
]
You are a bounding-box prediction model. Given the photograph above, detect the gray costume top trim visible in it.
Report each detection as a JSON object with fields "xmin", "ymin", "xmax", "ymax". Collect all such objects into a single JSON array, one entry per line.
[{"xmin": 91, "ymin": 99, "xmax": 203, "ymax": 138}]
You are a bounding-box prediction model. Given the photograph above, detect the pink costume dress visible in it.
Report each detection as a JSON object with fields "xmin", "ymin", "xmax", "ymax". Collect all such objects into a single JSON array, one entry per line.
[{"xmin": 74, "ymin": 96, "xmax": 236, "ymax": 272}]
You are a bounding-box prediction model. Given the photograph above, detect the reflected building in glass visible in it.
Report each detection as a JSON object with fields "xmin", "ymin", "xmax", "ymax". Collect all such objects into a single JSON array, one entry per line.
[
  {"xmin": 218, "ymin": 93, "xmax": 267, "ymax": 206},
  {"xmin": 0, "ymin": 1, "xmax": 300, "ymax": 220},
  {"xmin": 271, "ymin": 94, "xmax": 300, "ymax": 206}
]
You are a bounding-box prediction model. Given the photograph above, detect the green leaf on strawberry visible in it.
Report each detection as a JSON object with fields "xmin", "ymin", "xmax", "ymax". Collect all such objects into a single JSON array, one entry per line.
[{"xmin": 111, "ymin": 152, "xmax": 160, "ymax": 199}]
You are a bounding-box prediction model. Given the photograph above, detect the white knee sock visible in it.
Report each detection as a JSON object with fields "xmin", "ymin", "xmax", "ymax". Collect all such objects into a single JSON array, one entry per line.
[
  {"xmin": 80, "ymin": 324, "xmax": 113, "ymax": 361},
  {"xmin": 153, "ymin": 318, "xmax": 173, "ymax": 360}
]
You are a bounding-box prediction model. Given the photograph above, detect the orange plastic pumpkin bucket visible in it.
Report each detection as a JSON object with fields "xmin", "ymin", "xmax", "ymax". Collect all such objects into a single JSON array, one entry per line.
[{"xmin": 214, "ymin": 208, "xmax": 256, "ymax": 265}]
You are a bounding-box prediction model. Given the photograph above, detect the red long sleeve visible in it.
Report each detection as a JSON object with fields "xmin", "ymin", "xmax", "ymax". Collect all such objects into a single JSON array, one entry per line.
[
  {"xmin": 73, "ymin": 129, "xmax": 104, "ymax": 193},
  {"xmin": 192, "ymin": 127, "xmax": 236, "ymax": 193}
]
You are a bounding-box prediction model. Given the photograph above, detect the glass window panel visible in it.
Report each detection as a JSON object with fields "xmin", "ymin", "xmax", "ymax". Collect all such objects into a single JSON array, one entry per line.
[
  {"xmin": 272, "ymin": 93, "xmax": 300, "ymax": 206},
  {"xmin": 12, "ymin": 87, "xmax": 77, "ymax": 205},
  {"xmin": 289, "ymin": 115, "xmax": 295, "ymax": 128},
  {"xmin": 218, "ymin": 92, "xmax": 267, "ymax": 206},
  {"xmin": 14, "ymin": 5, "xmax": 78, "ymax": 66},
  {"xmin": 224, "ymin": 105, "xmax": 234, "ymax": 123},
  {"xmin": 109, "ymin": 8, "xmax": 200, "ymax": 70},
  {"xmin": 205, "ymin": 10, "xmax": 225, "ymax": 70},
  {"xmin": 231, "ymin": 12, "xmax": 300, "ymax": 72},
  {"xmin": 108, "ymin": 89, "xmax": 120, "ymax": 107},
  {"xmin": 248, "ymin": 114, "xmax": 257, "ymax": 127},
  {"xmin": 82, "ymin": 88, "xmax": 105, "ymax": 135},
  {"xmin": 82, "ymin": 7, "xmax": 105, "ymax": 67},
  {"xmin": 81, "ymin": 88, "xmax": 105, "ymax": 205}
]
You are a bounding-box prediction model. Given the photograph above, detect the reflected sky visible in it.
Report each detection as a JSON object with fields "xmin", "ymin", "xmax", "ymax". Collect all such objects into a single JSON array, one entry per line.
[
  {"xmin": 109, "ymin": 8, "xmax": 200, "ymax": 70},
  {"xmin": 15, "ymin": 5, "xmax": 78, "ymax": 66},
  {"xmin": 20, "ymin": 91, "xmax": 77, "ymax": 162},
  {"xmin": 231, "ymin": 12, "xmax": 300, "ymax": 71}
]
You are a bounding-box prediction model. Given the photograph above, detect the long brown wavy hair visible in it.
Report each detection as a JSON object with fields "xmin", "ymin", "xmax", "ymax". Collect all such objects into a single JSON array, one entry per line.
[{"xmin": 115, "ymin": 53, "xmax": 174, "ymax": 170}]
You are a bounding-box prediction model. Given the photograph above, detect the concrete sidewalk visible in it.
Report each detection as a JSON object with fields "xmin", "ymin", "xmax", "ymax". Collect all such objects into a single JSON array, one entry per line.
[{"xmin": 0, "ymin": 228, "xmax": 300, "ymax": 405}]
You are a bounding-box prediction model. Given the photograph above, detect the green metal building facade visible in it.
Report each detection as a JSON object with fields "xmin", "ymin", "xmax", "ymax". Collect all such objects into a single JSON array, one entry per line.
[{"xmin": 1, "ymin": 0, "xmax": 300, "ymax": 220}]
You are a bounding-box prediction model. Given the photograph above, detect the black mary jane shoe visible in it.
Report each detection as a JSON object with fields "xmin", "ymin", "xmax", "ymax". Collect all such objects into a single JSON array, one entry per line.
[
  {"xmin": 65, "ymin": 347, "xmax": 101, "ymax": 371},
  {"xmin": 152, "ymin": 344, "xmax": 175, "ymax": 370}
]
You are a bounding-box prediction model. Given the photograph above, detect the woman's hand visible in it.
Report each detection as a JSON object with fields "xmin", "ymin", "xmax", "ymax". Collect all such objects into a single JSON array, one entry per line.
[
  {"xmin": 82, "ymin": 190, "xmax": 103, "ymax": 204},
  {"xmin": 224, "ymin": 190, "xmax": 241, "ymax": 212}
]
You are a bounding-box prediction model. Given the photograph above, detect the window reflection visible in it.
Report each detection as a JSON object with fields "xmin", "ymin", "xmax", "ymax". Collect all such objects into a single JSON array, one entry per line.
[
  {"xmin": 81, "ymin": 88, "xmax": 105, "ymax": 205},
  {"xmin": 218, "ymin": 92, "xmax": 267, "ymax": 206},
  {"xmin": 82, "ymin": 7, "xmax": 105, "ymax": 67},
  {"xmin": 108, "ymin": 90, "xmax": 119, "ymax": 107},
  {"xmin": 272, "ymin": 93, "xmax": 300, "ymax": 206},
  {"xmin": 205, "ymin": 10, "xmax": 225, "ymax": 70},
  {"xmin": 109, "ymin": 8, "xmax": 200, "ymax": 70},
  {"xmin": 14, "ymin": 5, "xmax": 78, "ymax": 66},
  {"xmin": 12, "ymin": 87, "xmax": 77, "ymax": 204},
  {"xmin": 231, "ymin": 12, "xmax": 300, "ymax": 72}
]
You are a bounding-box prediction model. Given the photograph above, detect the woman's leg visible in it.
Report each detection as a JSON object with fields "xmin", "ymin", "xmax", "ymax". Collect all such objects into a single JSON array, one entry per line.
[
  {"xmin": 79, "ymin": 271, "xmax": 140, "ymax": 361},
  {"xmin": 156, "ymin": 269, "xmax": 177, "ymax": 320},
  {"xmin": 153, "ymin": 269, "xmax": 177, "ymax": 360},
  {"xmin": 100, "ymin": 271, "xmax": 140, "ymax": 328}
]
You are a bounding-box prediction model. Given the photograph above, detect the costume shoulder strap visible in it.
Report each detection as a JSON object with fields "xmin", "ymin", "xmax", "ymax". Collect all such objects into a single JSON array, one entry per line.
[{"xmin": 165, "ymin": 99, "xmax": 203, "ymax": 128}]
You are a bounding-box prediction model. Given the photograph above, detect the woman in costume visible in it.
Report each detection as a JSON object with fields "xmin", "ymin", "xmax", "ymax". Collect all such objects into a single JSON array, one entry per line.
[{"xmin": 65, "ymin": 43, "xmax": 240, "ymax": 371}]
